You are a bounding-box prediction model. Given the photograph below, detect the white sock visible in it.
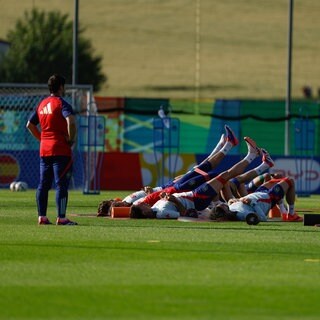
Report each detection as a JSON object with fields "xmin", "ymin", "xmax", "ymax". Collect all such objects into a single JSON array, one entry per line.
[
  {"xmin": 243, "ymin": 151, "xmax": 257, "ymax": 163},
  {"xmin": 220, "ymin": 141, "xmax": 233, "ymax": 155},
  {"xmin": 278, "ymin": 200, "xmax": 288, "ymax": 214},
  {"xmin": 254, "ymin": 162, "xmax": 270, "ymax": 175},
  {"xmin": 207, "ymin": 134, "xmax": 225, "ymax": 158}
]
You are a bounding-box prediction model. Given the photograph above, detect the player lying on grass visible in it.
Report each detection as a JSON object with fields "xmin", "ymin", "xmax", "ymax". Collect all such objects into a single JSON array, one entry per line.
[
  {"xmin": 129, "ymin": 133, "xmax": 269, "ymax": 219},
  {"xmin": 146, "ymin": 148, "xmax": 276, "ymax": 219},
  {"xmin": 218, "ymin": 148, "xmax": 274, "ymax": 202},
  {"xmin": 210, "ymin": 175, "xmax": 302, "ymax": 223},
  {"xmin": 221, "ymin": 170, "xmax": 303, "ymax": 222},
  {"xmin": 97, "ymin": 125, "xmax": 236, "ymax": 216},
  {"xmin": 130, "ymin": 155, "xmax": 302, "ymax": 224},
  {"xmin": 229, "ymin": 171, "xmax": 282, "ymax": 198},
  {"xmin": 97, "ymin": 125, "xmax": 266, "ymax": 217}
]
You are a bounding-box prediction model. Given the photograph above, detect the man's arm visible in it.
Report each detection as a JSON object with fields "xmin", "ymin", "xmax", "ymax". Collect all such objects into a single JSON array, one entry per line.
[
  {"xmin": 166, "ymin": 194, "xmax": 187, "ymax": 216},
  {"xmin": 240, "ymin": 196, "xmax": 268, "ymax": 222},
  {"xmin": 26, "ymin": 121, "xmax": 41, "ymax": 141},
  {"xmin": 66, "ymin": 114, "xmax": 77, "ymax": 145}
]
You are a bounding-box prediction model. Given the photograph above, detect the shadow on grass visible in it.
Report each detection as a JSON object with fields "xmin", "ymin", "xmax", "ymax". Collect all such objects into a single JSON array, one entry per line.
[{"xmin": 72, "ymin": 216, "xmax": 318, "ymax": 234}]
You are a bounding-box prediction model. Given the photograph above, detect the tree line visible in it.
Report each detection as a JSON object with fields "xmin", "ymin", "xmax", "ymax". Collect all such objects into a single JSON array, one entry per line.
[{"xmin": 0, "ymin": 8, "xmax": 106, "ymax": 92}]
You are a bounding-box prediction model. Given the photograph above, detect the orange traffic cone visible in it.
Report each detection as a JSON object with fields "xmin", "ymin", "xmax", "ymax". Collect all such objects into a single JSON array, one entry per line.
[{"xmin": 268, "ymin": 206, "xmax": 282, "ymax": 218}]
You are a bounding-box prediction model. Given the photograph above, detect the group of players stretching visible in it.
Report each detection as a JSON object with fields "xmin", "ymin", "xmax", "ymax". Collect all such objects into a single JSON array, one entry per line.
[{"xmin": 97, "ymin": 125, "xmax": 303, "ymax": 224}]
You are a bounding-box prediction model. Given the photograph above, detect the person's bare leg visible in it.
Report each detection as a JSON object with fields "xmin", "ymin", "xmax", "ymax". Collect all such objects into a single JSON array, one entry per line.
[
  {"xmin": 198, "ymin": 125, "xmax": 239, "ymax": 170},
  {"xmin": 230, "ymin": 149, "xmax": 275, "ymax": 197},
  {"xmin": 279, "ymin": 179, "xmax": 295, "ymax": 207},
  {"xmin": 207, "ymin": 137, "xmax": 260, "ymax": 194},
  {"xmin": 274, "ymin": 178, "xmax": 302, "ymax": 222}
]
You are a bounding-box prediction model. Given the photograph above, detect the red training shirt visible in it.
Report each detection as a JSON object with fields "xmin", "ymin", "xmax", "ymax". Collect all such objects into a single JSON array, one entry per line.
[{"xmin": 28, "ymin": 95, "xmax": 75, "ymax": 157}]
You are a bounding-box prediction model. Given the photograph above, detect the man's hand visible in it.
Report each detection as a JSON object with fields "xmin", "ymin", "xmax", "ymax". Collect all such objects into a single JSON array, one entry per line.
[
  {"xmin": 165, "ymin": 194, "xmax": 186, "ymax": 215},
  {"xmin": 160, "ymin": 191, "xmax": 168, "ymax": 199},
  {"xmin": 143, "ymin": 186, "xmax": 153, "ymax": 194},
  {"xmin": 228, "ymin": 198, "xmax": 239, "ymax": 205},
  {"xmin": 240, "ymin": 197, "xmax": 251, "ymax": 205}
]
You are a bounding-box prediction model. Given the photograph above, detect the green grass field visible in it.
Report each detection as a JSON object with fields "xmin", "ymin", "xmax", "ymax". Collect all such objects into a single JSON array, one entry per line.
[
  {"xmin": 1, "ymin": 1, "xmax": 320, "ymax": 99},
  {"xmin": 1, "ymin": 189, "xmax": 320, "ymax": 319}
]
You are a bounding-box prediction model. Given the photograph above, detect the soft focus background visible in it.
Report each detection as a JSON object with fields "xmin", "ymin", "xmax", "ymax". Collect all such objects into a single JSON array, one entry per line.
[{"xmin": 1, "ymin": 0, "xmax": 320, "ymax": 99}]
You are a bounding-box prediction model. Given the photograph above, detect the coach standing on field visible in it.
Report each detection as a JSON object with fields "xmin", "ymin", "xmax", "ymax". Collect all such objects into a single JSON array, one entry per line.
[{"xmin": 26, "ymin": 74, "xmax": 78, "ymax": 225}]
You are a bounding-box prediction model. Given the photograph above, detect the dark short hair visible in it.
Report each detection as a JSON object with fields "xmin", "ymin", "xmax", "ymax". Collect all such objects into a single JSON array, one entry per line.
[
  {"xmin": 210, "ymin": 205, "xmax": 238, "ymax": 221},
  {"xmin": 97, "ymin": 199, "xmax": 114, "ymax": 217},
  {"xmin": 130, "ymin": 205, "xmax": 147, "ymax": 219},
  {"xmin": 48, "ymin": 74, "xmax": 66, "ymax": 93}
]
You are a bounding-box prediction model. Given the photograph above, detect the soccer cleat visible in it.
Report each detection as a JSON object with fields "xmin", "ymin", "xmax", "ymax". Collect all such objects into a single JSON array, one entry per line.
[
  {"xmin": 38, "ymin": 216, "xmax": 52, "ymax": 225},
  {"xmin": 261, "ymin": 148, "xmax": 274, "ymax": 168},
  {"xmin": 224, "ymin": 125, "xmax": 239, "ymax": 146},
  {"xmin": 244, "ymin": 136, "xmax": 261, "ymax": 156},
  {"xmin": 56, "ymin": 218, "xmax": 78, "ymax": 226},
  {"xmin": 282, "ymin": 213, "xmax": 303, "ymax": 222}
]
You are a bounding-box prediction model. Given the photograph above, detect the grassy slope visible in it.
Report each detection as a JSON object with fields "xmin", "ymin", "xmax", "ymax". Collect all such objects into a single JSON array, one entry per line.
[
  {"xmin": 1, "ymin": 0, "xmax": 320, "ymax": 99},
  {"xmin": 0, "ymin": 190, "xmax": 320, "ymax": 319}
]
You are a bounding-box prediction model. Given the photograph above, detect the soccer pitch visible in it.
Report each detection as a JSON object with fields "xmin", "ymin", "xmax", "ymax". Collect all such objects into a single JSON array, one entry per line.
[{"xmin": 0, "ymin": 189, "xmax": 320, "ymax": 319}]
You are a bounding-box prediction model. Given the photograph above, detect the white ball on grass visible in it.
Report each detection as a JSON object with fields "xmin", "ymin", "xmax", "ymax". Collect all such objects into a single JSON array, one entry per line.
[
  {"xmin": 14, "ymin": 181, "xmax": 28, "ymax": 192},
  {"xmin": 10, "ymin": 181, "xmax": 17, "ymax": 192}
]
